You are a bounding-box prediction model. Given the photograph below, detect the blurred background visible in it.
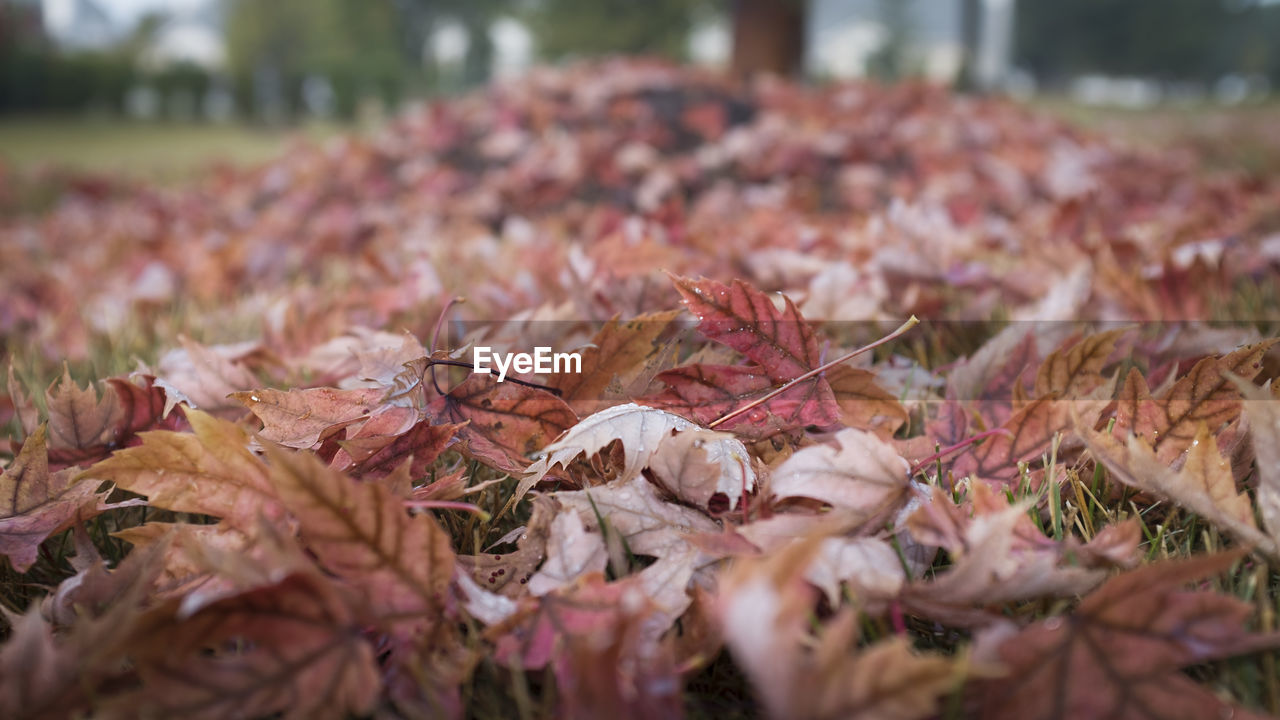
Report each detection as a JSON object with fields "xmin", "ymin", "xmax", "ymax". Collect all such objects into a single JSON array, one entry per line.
[{"xmin": 2, "ymin": 0, "xmax": 1279, "ymax": 181}]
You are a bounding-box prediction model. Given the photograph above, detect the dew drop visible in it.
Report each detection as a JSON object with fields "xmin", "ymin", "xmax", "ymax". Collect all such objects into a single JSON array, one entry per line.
[{"xmin": 250, "ymin": 395, "xmax": 260, "ymax": 402}]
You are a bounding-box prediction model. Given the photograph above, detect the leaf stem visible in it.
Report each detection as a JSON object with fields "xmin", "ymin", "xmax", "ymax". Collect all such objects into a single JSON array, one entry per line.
[
  {"xmin": 404, "ymin": 499, "xmax": 490, "ymax": 521},
  {"xmin": 428, "ymin": 296, "xmax": 464, "ymax": 397},
  {"xmin": 708, "ymin": 315, "xmax": 919, "ymax": 429}
]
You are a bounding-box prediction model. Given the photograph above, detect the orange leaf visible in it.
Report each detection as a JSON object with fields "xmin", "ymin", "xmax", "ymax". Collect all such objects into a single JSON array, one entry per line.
[
  {"xmin": 265, "ymin": 446, "xmax": 455, "ymax": 636},
  {"xmin": 233, "ymin": 386, "xmax": 385, "ymax": 449},
  {"xmin": 82, "ymin": 409, "xmax": 283, "ymax": 530},
  {"xmin": 551, "ymin": 310, "xmax": 682, "ymax": 413},
  {"xmin": 1032, "ymin": 327, "xmax": 1126, "ymax": 398}
]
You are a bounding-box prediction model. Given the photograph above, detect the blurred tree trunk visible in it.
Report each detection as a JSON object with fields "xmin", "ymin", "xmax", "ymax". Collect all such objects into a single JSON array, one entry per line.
[
  {"xmin": 730, "ymin": 0, "xmax": 806, "ymax": 77},
  {"xmin": 956, "ymin": 0, "xmax": 984, "ymax": 91},
  {"xmin": 461, "ymin": 7, "xmax": 494, "ymax": 89}
]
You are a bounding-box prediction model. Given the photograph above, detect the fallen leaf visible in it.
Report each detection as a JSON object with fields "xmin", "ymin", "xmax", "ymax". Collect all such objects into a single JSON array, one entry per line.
[
  {"xmin": 555, "ymin": 475, "xmax": 720, "ymax": 558},
  {"xmin": 1234, "ymin": 379, "xmax": 1280, "ymax": 547},
  {"xmin": 1114, "ymin": 340, "xmax": 1277, "ymax": 462},
  {"xmin": 1080, "ymin": 419, "xmax": 1276, "ymax": 558},
  {"xmin": 672, "ymin": 275, "xmax": 822, "ymax": 383},
  {"xmin": 125, "ymin": 572, "xmax": 380, "ymax": 720},
  {"xmin": 44, "ymin": 368, "xmax": 121, "ymax": 455},
  {"xmin": 771, "ymin": 427, "xmax": 910, "ymax": 521},
  {"xmin": 344, "ymin": 419, "xmax": 462, "ymax": 481},
  {"xmin": 551, "ymin": 310, "xmax": 683, "ymax": 413},
  {"xmin": 527, "ymin": 508, "xmax": 608, "ymax": 596},
  {"xmin": 430, "ymin": 371, "xmax": 576, "ymax": 474},
  {"xmin": 265, "ymin": 445, "xmax": 455, "ymax": 636},
  {"xmin": 233, "ymin": 386, "xmax": 384, "ymax": 449},
  {"xmin": 645, "ymin": 426, "xmax": 754, "ymax": 510},
  {"xmin": 646, "ymin": 362, "xmax": 839, "ymax": 437},
  {"xmin": 969, "ymin": 552, "xmax": 1280, "ymax": 719},
  {"xmin": 825, "ymin": 364, "xmax": 908, "ymax": 436},
  {"xmin": 0, "ymin": 426, "xmax": 132, "ymax": 572},
  {"xmin": 82, "ymin": 408, "xmax": 283, "ymax": 531}
]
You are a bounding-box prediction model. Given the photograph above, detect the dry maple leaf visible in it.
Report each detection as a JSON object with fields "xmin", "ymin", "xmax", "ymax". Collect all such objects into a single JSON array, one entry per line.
[
  {"xmin": 265, "ymin": 445, "xmax": 455, "ymax": 637},
  {"xmin": 1235, "ymin": 379, "xmax": 1280, "ymax": 547},
  {"xmin": 428, "ymin": 371, "xmax": 577, "ymax": 474},
  {"xmin": 555, "ymin": 475, "xmax": 720, "ymax": 559},
  {"xmin": 1080, "ymin": 418, "xmax": 1277, "ymax": 559},
  {"xmin": 770, "ymin": 427, "xmax": 910, "ymax": 521},
  {"xmin": 969, "ymin": 551, "xmax": 1280, "ymax": 720},
  {"xmin": 82, "ymin": 408, "xmax": 284, "ymax": 531},
  {"xmin": 122, "ymin": 572, "xmax": 380, "ymax": 720},
  {"xmin": 328, "ymin": 404, "xmax": 419, "ymax": 466},
  {"xmin": 735, "ymin": 514, "xmax": 905, "ymax": 605},
  {"xmin": 526, "ymin": 508, "xmax": 608, "ymax": 596},
  {"xmin": 550, "ymin": 309, "xmax": 683, "ymax": 413},
  {"xmin": 953, "ymin": 390, "xmax": 1107, "ymax": 485},
  {"xmin": 672, "ymin": 275, "xmax": 822, "ymax": 382},
  {"xmin": 645, "ymin": 426, "xmax": 754, "ymax": 510},
  {"xmin": 341, "ymin": 418, "xmax": 463, "ymax": 482},
  {"xmin": 520, "ymin": 402, "xmax": 756, "ymax": 506},
  {"xmin": 233, "ymin": 386, "xmax": 385, "ymax": 449},
  {"xmin": 0, "ymin": 539, "xmax": 167, "ymax": 719},
  {"xmin": 154, "ymin": 336, "xmax": 262, "ymax": 415},
  {"xmin": 717, "ymin": 538, "xmax": 958, "ymax": 720},
  {"xmin": 43, "ymin": 367, "xmax": 121, "ymax": 455},
  {"xmin": 1113, "ymin": 340, "xmax": 1277, "ymax": 463},
  {"xmin": 460, "ymin": 494, "xmax": 557, "ymax": 597},
  {"xmin": 646, "ymin": 362, "xmax": 840, "ymax": 438},
  {"xmin": 904, "ymin": 498, "xmax": 1106, "ymax": 614},
  {"xmin": 0, "ymin": 426, "xmax": 139, "ymax": 572},
  {"xmin": 663, "ymin": 274, "xmax": 842, "ymax": 433},
  {"xmin": 1032, "ymin": 327, "xmax": 1127, "ymax": 398},
  {"xmin": 825, "ymin": 364, "xmax": 909, "ymax": 436}
]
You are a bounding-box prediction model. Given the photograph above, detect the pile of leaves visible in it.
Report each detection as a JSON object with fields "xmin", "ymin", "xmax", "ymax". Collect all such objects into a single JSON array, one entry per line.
[{"xmin": 4, "ymin": 59, "xmax": 1280, "ymax": 718}]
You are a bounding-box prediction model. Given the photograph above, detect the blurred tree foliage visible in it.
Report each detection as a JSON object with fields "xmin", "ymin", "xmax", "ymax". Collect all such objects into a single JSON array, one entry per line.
[
  {"xmin": 0, "ymin": 7, "xmax": 160, "ymax": 114},
  {"xmin": 523, "ymin": 0, "xmax": 711, "ymax": 60},
  {"xmin": 1016, "ymin": 0, "xmax": 1280, "ymax": 86},
  {"xmin": 224, "ymin": 0, "xmax": 406, "ymax": 121}
]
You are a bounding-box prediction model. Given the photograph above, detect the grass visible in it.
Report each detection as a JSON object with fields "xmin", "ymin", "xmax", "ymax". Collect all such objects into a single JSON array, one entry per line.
[
  {"xmin": 0, "ymin": 115, "xmax": 343, "ymax": 184},
  {"xmin": 1028, "ymin": 97, "xmax": 1280, "ymax": 177}
]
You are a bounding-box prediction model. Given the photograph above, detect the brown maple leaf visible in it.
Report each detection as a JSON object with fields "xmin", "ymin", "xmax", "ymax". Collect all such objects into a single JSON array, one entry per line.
[
  {"xmin": 429, "ymin": 371, "xmax": 577, "ymax": 474},
  {"xmin": 550, "ymin": 309, "xmax": 683, "ymax": 414},
  {"xmin": 82, "ymin": 408, "xmax": 285, "ymax": 531},
  {"xmin": 1113, "ymin": 340, "xmax": 1277, "ymax": 463},
  {"xmin": 0, "ymin": 426, "xmax": 139, "ymax": 572},
  {"xmin": 233, "ymin": 386, "xmax": 385, "ymax": 449},
  {"xmin": 123, "ymin": 572, "xmax": 380, "ymax": 720},
  {"xmin": 265, "ymin": 445, "xmax": 455, "ymax": 638},
  {"xmin": 969, "ymin": 552, "xmax": 1280, "ymax": 719}
]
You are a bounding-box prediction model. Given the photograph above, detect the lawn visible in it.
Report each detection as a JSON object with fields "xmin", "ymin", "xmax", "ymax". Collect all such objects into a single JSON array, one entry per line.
[{"xmin": 0, "ymin": 116, "xmax": 340, "ymax": 183}]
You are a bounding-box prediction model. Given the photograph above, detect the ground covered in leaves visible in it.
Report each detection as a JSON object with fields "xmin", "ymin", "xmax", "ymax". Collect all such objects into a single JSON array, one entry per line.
[{"xmin": 3, "ymin": 59, "xmax": 1280, "ymax": 719}]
